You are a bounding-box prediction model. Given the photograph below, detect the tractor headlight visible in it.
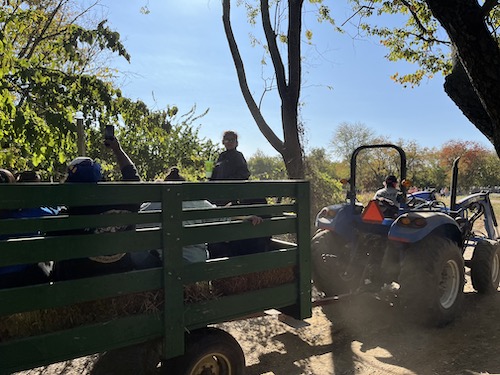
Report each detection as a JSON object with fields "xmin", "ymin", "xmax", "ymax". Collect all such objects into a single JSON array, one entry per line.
[
  {"xmin": 316, "ymin": 205, "xmax": 344, "ymax": 227},
  {"xmin": 325, "ymin": 208, "xmax": 337, "ymax": 218},
  {"xmin": 318, "ymin": 206, "xmax": 339, "ymax": 219}
]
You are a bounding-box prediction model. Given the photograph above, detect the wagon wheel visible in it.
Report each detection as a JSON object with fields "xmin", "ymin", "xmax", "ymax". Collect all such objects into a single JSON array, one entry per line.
[{"xmin": 163, "ymin": 327, "xmax": 245, "ymax": 375}]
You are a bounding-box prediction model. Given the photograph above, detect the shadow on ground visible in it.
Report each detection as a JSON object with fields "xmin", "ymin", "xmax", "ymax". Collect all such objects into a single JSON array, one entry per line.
[{"xmin": 246, "ymin": 291, "xmax": 500, "ymax": 375}]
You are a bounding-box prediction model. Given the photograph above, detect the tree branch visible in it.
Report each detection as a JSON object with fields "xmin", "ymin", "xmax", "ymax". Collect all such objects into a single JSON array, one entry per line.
[
  {"xmin": 399, "ymin": 0, "xmax": 432, "ymax": 36},
  {"xmin": 260, "ymin": 0, "xmax": 288, "ymax": 98},
  {"xmin": 481, "ymin": 0, "xmax": 498, "ymax": 17},
  {"xmin": 287, "ymin": 0, "xmax": 303, "ymax": 105},
  {"xmin": 222, "ymin": 0, "xmax": 284, "ymax": 152},
  {"xmin": 21, "ymin": 0, "xmax": 69, "ymax": 60}
]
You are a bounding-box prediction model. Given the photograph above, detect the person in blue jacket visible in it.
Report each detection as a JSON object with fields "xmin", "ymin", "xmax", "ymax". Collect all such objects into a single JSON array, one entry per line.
[{"xmin": 0, "ymin": 169, "xmax": 57, "ymax": 288}]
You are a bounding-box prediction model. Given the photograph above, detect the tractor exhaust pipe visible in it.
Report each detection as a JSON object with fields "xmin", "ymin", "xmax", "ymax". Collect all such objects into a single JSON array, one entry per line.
[{"xmin": 450, "ymin": 157, "xmax": 460, "ymax": 211}]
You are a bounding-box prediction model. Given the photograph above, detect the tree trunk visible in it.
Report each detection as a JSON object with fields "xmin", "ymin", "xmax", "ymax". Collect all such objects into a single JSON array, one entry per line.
[
  {"xmin": 444, "ymin": 52, "xmax": 493, "ymax": 144},
  {"xmin": 222, "ymin": 0, "xmax": 305, "ymax": 179},
  {"xmin": 425, "ymin": 0, "xmax": 500, "ymax": 156}
]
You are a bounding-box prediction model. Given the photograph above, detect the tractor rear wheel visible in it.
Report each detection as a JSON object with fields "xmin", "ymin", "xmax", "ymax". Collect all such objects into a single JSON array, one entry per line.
[
  {"xmin": 311, "ymin": 229, "xmax": 361, "ymax": 296},
  {"xmin": 399, "ymin": 235, "xmax": 464, "ymax": 327},
  {"xmin": 471, "ymin": 239, "xmax": 500, "ymax": 294}
]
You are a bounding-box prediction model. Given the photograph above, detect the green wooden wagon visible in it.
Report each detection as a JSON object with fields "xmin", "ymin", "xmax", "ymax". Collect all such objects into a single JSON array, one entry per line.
[{"xmin": 0, "ymin": 180, "xmax": 311, "ymax": 374}]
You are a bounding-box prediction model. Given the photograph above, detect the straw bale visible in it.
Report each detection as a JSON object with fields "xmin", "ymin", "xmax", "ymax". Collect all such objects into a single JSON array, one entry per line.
[
  {"xmin": 211, "ymin": 266, "xmax": 296, "ymax": 295},
  {"xmin": 0, "ymin": 268, "xmax": 295, "ymax": 341}
]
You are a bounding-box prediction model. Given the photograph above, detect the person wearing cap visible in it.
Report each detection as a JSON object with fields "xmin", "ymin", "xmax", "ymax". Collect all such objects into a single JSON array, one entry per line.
[
  {"xmin": 0, "ymin": 168, "xmax": 16, "ymax": 183},
  {"xmin": 210, "ymin": 130, "xmax": 250, "ymax": 181},
  {"xmin": 373, "ymin": 175, "xmax": 403, "ymax": 209},
  {"xmin": 16, "ymin": 170, "xmax": 42, "ymax": 182},
  {"xmin": 64, "ymin": 137, "xmax": 139, "ymax": 185},
  {"xmin": 52, "ymin": 136, "xmax": 141, "ymax": 281}
]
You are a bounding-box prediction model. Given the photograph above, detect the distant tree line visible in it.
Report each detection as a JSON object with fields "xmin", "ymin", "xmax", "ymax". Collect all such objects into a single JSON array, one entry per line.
[{"xmin": 247, "ymin": 121, "xmax": 500, "ymax": 213}]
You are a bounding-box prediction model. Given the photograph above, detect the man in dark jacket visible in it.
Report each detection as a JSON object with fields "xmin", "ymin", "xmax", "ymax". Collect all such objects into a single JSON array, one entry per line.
[{"xmin": 210, "ymin": 130, "xmax": 250, "ymax": 180}]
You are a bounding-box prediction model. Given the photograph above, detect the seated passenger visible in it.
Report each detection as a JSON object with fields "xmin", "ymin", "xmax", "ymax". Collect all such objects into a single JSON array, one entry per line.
[
  {"xmin": 52, "ymin": 137, "xmax": 143, "ymax": 281},
  {"xmin": 161, "ymin": 167, "xmax": 267, "ymax": 261},
  {"xmin": 16, "ymin": 170, "xmax": 41, "ymax": 182},
  {"xmin": 0, "ymin": 169, "xmax": 56, "ymax": 288},
  {"xmin": 163, "ymin": 167, "xmax": 214, "ymax": 263}
]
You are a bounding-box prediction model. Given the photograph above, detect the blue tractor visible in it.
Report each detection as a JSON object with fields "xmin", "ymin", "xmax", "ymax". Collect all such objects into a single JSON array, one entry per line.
[{"xmin": 312, "ymin": 144, "xmax": 500, "ymax": 326}]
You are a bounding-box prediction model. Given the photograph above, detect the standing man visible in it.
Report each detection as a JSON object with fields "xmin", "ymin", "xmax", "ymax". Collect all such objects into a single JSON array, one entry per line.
[{"xmin": 210, "ymin": 130, "xmax": 250, "ymax": 181}]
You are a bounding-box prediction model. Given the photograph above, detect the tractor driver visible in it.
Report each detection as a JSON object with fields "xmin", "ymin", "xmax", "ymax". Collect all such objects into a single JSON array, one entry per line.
[{"xmin": 373, "ymin": 175, "xmax": 403, "ymax": 208}]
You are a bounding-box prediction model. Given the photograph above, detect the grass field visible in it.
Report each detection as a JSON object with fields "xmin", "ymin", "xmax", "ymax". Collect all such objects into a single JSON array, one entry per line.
[{"xmin": 487, "ymin": 193, "xmax": 500, "ymax": 215}]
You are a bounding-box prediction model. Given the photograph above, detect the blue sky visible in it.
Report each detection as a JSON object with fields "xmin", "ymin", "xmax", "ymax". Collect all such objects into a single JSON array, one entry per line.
[{"xmin": 97, "ymin": 0, "xmax": 492, "ymax": 159}]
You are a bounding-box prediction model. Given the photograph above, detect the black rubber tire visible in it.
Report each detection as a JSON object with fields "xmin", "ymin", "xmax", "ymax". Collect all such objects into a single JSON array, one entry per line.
[
  {"xmin": 398, "ymin": 235, "xmax": 464, "ymax": 327},
  {"xmin": 91, "ymin": 340, "xmax": 161, "ymax": 375},
  {"xmin": 164, "ymin": 327, "xmax": 245, "ymax": 375},
  {"xmin": 471, "ymin": 239, "xmax": 500, "ymax": 294},
  {"xmin": 311, "ymin": 229, "xmax": 361, "ymax": 296}
]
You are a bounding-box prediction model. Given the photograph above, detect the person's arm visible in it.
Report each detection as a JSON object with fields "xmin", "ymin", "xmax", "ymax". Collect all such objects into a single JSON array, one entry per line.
[
  {"xmin": 105, "ymin": 137, "xmax": 133, "ymax": 170},
  {"xmin": 231, "ymin": 213, "xmax": 263, "ymax": 225},
  {"xmin": 245, "ymin": 215, "xmax": 263, "ymax": 225},
  {"xmin": 105, "ymin": 137, "xmax": 140, "ymax": 181}
]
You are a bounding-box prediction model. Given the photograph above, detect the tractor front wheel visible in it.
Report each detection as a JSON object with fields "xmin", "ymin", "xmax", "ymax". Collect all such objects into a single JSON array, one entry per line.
[
  {"xmin": 399, "ymin": 235, "xmax": 464, "ymax": 327},
  {"xmin": 471, "ymin": 239, "xmax": 500, "ymax": 294}
]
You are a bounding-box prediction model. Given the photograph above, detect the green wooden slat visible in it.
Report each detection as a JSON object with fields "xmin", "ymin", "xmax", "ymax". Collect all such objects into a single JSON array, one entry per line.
[
  {"xmin": 0, "ymin": 210, "xmax": 163, "ymax": 236},
  {"xmin": 182, "ymin": 247, "xmax": 297, "ymax": 284},
  {"xmin": 0, "ymin": 313, "xmax": 163, "ymax": 375},
  {"xmin": 0, "ymin": 211, "xmax": 163, "ymax": 236},
  {"xmin": 179, "ymin": 180, "xmax": 305, "ymax": 201},
  {"xmin": 0, "ymin": 215, "xmax": 63, "ymax": 236},
  {"xmin": 181, "ymin": 216, "xmax": 296, "ymax": 245},
  {"xmin": 0, "ymin": 183, "xmax": 162, "ymax": 209},
  {"xmin": 0, "ymin": 269, "xmax": 163, "ymax": 316},
  {"xmin": 295, "ymin": 181, "xmax": 312, "ymax": 320},
  {"xmin": 160, "ymin": 185, "xmax": 186, "ymax": 359},
  {"xmin": 181, "ymin": 203, "xmax": 296, "ymax": 222},
  {"xmin": 4, "ymin": 207, "xmax": 295, "ymax": 233},
  {"xmin": 0, "ymin": 181, "xmax": 306, "ymax": 209},
  {"xmin": 184, "ymin": 284, "xmax": 298, "ymax": 328},
  {"xmin": 0, "ymin": 230, "xmax": 162, "ymax": 266}
]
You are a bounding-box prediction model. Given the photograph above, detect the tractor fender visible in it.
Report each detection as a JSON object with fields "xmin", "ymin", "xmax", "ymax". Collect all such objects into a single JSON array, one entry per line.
[
  {"xmin": 388, "ymin": 211, "xmax": 462, "ymax": 245},
  {"xmin": 315, "ymin": 203, "xmax": 362, "ymax": 242}
]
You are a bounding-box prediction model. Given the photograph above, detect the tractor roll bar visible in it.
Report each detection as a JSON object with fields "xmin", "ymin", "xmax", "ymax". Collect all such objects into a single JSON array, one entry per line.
[{"xmin": 348, "ymin": 144, "xmax": 407, "ymax": 204}]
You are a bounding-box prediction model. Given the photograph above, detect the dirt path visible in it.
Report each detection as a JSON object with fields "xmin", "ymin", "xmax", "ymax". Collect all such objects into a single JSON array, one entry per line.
[
  {"xmin": 15, "ymin": 270, "xmax": 500, "ymax": 375},
  {"xmin": 221, "ymin": 290, "xmax": 500, "ymax": 375}
]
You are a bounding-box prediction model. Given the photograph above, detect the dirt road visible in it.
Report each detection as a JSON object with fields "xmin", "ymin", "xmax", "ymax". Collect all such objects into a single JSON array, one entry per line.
[
  {"xmin": 18, "ymin": 285, "xmax": 500, "ymax": 375},
  {"xmin": 222, "ymin": 290, "xmax": 500, "ymax": 375}
]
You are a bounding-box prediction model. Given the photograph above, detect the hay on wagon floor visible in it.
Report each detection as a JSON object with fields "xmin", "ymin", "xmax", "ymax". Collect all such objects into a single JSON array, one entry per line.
[
  {"xmin": 0, "ymin": 267, "xmax": 296, "ymax": 342},
  {"xmin": 212, "ymin": 266, "xmax": 296, "ymax": 296}
]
